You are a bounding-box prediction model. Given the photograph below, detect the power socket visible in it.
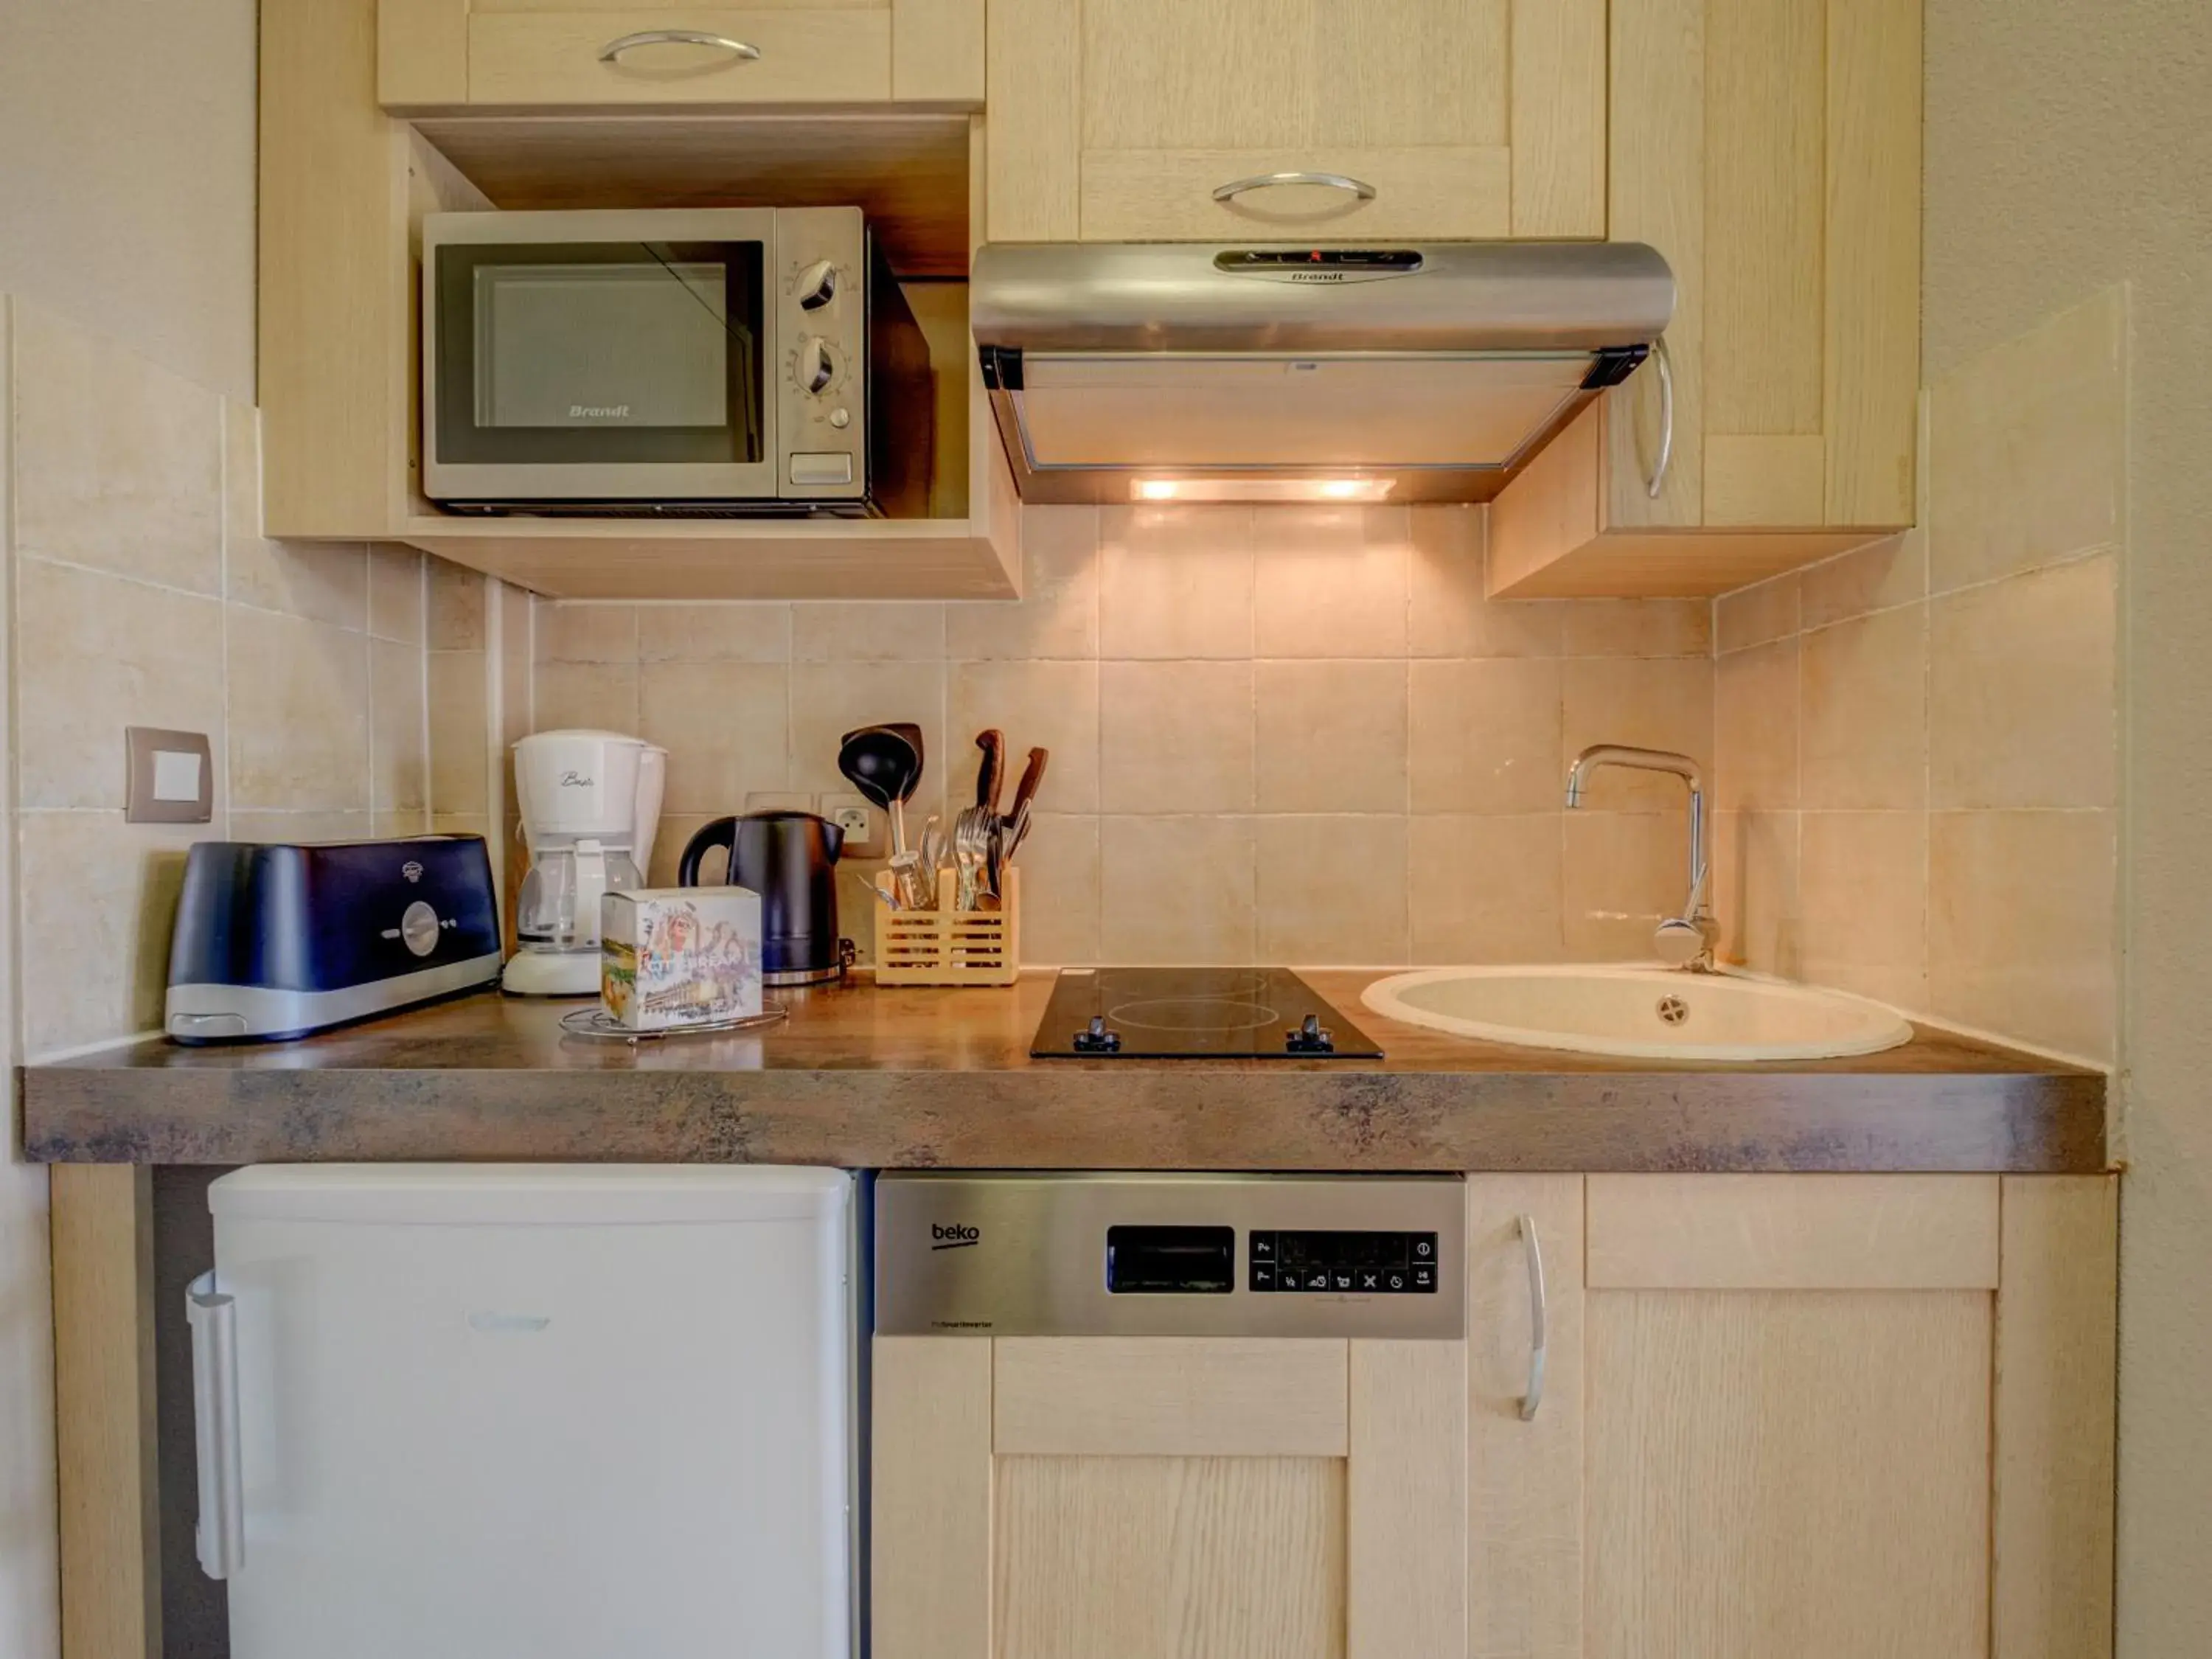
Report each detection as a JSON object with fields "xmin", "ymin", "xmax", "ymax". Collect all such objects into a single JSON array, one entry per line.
[{"xmin": 818, "ymin": 793, "xmax": 879, "ymax": 857}]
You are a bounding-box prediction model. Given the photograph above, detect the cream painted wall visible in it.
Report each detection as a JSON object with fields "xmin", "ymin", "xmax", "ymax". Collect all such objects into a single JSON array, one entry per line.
[
  {"xmin": 0, "ymin": 0, "xmax": 258, "ymax": 403},
  {"xmin": 1923, "ymin": 0, "xmax": 2212, "ymax": 1649}
]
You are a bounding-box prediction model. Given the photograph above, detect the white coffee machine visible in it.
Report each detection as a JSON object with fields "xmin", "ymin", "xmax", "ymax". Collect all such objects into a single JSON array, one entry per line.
[{"xmin": 504, "ymin": 729, "xmax": 667, "ymax": 995}]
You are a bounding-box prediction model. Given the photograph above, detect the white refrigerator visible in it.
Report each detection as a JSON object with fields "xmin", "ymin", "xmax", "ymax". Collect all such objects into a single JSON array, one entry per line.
[{"xmin": 188, "ymin": 1165, "xmax": 858, "ymax": 1659}]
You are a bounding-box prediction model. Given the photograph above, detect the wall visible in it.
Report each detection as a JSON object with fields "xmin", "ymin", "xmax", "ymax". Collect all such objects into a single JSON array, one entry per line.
[
  {"xmin": 1711, "ymin": 291, "xmax": 2123, "ymax": 1064},
  {"xmin": 528, "ymin": 507, "xmax": 1717, "ymax": 967},
  {"xmin": 1918, "ymin": 0, "xmax": 2212, "ymax": 1648}
]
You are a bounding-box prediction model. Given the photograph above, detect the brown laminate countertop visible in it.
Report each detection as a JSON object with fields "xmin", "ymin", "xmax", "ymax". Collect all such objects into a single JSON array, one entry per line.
[{"xmin": 21, "ymin": 971, "xmax": 2107, "ymax": 1172}]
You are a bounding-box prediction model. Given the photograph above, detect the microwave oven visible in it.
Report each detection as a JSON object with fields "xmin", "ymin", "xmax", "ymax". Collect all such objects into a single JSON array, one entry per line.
[{"xmin": 420, "ymin": 206, "xmax": 931, "ymax": 514}]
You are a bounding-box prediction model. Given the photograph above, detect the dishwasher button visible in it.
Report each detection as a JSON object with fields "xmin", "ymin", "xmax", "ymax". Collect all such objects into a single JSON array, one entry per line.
[
  {"xmin": 1411, "ymin": 1265, "xmax": 1437, "ymax": 1293},
  {"xmin": 1249, "ymin": 1263, "xmax": 1276, "ymax": 1291},
  {"xmin": 1384, "ymin": 1270, "xmax": 1408, "ymax": 1293},
  {"xmin": 1303, "ymin": 1268, "xmax": 1330, "ymax": 1292}
]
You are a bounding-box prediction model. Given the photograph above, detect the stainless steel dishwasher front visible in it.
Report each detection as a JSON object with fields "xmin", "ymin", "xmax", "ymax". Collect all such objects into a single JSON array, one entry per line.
[{"xmin": 873, "ymin": 1172, "xmax": 1465, "ymax": 1339}]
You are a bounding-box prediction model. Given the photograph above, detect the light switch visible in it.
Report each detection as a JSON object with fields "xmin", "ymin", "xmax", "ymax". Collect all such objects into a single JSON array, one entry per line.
[{"xmin": 125, "ymin": 727, "xmax": 214, "ymax": 824}]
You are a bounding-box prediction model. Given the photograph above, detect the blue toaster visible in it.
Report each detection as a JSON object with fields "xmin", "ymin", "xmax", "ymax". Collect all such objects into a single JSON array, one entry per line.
[{"xmin": 165, "ymin": 835, "xmax": 503, "ymax": 1043}]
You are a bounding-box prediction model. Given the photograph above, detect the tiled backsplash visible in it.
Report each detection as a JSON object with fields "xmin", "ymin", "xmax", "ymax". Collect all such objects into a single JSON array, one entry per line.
[
  {"xmin": 1713, "ymin": 288, "xmax": 2124, "ymax": 1062},
  {"xmin": 528, "ymin": 508, "xmax": 1717, "ymax": 967}
]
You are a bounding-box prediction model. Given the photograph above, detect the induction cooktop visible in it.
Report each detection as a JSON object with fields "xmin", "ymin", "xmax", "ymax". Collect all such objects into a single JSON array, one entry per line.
[{"xmin": 1029, "ymin": 968, "xmax": 1383, "ymax": 1060}]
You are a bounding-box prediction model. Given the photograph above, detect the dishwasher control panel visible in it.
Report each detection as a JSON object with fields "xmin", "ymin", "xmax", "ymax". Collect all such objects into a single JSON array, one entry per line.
[{"xmin": 875, "ymin": 1174, "xmax": 1464, "ymax": 1339}]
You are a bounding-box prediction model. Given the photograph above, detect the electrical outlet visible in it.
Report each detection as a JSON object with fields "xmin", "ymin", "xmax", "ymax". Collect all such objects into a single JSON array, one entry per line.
[{"xmin": 817, "ymin": 793, "xmax": 878, "ymax": 856}]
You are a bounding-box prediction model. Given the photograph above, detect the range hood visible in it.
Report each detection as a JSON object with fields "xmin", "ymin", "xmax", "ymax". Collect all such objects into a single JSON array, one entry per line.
[{"xmin": 971, "ymin": 240, "xmax": 1674, "ymax": 505}]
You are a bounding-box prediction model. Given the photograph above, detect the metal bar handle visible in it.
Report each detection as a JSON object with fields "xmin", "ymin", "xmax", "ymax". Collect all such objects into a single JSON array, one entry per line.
[
  {"xmin": 1517, "ymin": 1214, "xmax": 1548, "ymax": 1422},
  {"xmin": 187, "ymin": 1271, "xmax": 245, "ymax": 1579},
  {"xmin": 1211, "ymin": 170, "xmax": 1378, "ymax": 204},
  {"xmin": 1644, "ymin": 333, "xmax": 1675, "ymax": 499},
  {"xmin": 597, "ymin": 29, "xmax": 762, "ymax": 64}
]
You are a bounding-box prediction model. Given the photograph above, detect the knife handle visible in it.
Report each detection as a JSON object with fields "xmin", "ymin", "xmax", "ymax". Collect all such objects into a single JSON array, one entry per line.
[
  {"xmin": 975, "ymin": 729, "xmax": 1006, "ymax": 815},
  {"xmin": 1008, "ymin": 746, "xmax": 1049, "ymax": 820}
]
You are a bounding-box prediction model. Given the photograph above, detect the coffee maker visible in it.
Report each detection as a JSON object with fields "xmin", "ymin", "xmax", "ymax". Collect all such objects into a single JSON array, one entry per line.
[{"xmin": 505, "ymin": 730, "xmax": 667, "ymax": 996}]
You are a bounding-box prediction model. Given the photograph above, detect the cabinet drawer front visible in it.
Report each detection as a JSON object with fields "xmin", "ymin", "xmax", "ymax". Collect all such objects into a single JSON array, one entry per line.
[
  {"xmin": 1080, "ymin": 147, "xmax": 1511, "ymax": 241},
  {"xmin": 467, "ymin": 9, "xmax": 891, "ymax": 103}
]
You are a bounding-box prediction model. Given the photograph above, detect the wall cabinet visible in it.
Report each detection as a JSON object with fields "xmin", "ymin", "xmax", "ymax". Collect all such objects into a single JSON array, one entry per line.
[
  {"xmin": 379, "ymin": 0, "xmax": 984, "ymax": 110},
  {"xmin": 1489, "ymin": 0, "xmax": 1923, "ymax": 597},
  {"xmin": 986, "ymin": 0, "xmax": 1605, "ymax": 243}
]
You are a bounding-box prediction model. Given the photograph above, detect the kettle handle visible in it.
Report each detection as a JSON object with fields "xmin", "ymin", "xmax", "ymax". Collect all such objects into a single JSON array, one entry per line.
[{"xmin": 676, "ymin": 818, "xmax": 738, "ymax": 886}]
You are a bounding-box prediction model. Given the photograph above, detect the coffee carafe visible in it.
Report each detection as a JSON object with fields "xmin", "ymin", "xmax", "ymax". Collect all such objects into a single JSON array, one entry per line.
[
  {"xmin": 678, "ymin": 811, "xmax": 847, "ymax": 986},
  {"xmin": 504, "ymin": 730, "xmax": 667, "ymax": 996}
]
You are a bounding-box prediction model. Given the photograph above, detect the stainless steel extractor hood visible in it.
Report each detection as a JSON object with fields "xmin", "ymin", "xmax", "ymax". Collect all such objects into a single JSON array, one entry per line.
[{"xmin": 971, "ymin": 240, "xmax": 1674, "ymax": 505}]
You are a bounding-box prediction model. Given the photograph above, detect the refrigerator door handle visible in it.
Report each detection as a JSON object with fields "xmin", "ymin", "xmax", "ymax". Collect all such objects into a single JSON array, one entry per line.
[{"xmin": 187, "ymin": 1270, "xmax": 246, "ymax": 1579}]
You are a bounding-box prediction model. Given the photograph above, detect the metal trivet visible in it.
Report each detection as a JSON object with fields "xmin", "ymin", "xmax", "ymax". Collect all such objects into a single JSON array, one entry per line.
[{"xmin": 557, "ymin": 1005, "xmax": 790, "ymax": 1043}]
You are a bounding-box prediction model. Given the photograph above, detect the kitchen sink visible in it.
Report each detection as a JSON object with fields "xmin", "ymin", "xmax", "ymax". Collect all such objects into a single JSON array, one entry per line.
[{"xmin": 1360, "ymin": 966, "xmax": 1914, "ymax": 1062}]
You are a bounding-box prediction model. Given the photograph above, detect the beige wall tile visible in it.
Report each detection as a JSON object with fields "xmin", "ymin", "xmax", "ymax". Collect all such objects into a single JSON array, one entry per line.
[
  {"xmin": 10, "ymin": 302, "xmax": 220, "ymax": 594},
  {"xmin": 1799, "ymin": 602, "xmax": 1928, "ymax": 810},
  {"xmin": 1716, "ymin": 574, "xmax": 1801, "ymax": 653},
  {"xmin": 1559, "ymin": 657, "xmax": 1716, "ymax": 810},
  {"xmin": 1563, "ymin": 809, "xmax": 1694, "ymax": 960},
  {"xmin": 1928, "ymin": 286, "xmax": 2125, "ymax": 593},
  {"xmin": 366, "ymin": 544, "xmax": 423, "ymax": 644},
  {"xmin": 428, "ymin": 650, "xmax": 490, "ymax": 818},
  {"xmin": 1256, "ymin": 661, "xmax": 1408, "ymax": 813},
  {"xmin": 369, "ymin": 636, "xmax": 427, "ymax": 818},
  {"xmin": 1407, "ymin": 813, "xmax": 1564, "ymax": 964},
  {"xmin": 1715, "ymin": 637, "xmax": 1800, "ymax": 810},
  {"xmin": 1256, "ymin": 815, "xmax": 1409, "ymax": 964},
  {"xmin": 640, "ymin": 661, "xmax": 791, "ymax": 814},
  {"xmin": 425, "ymin": 557, "xmax": 486, "ymax": 650},
  {"xmin": 1562, "ymin": 598, "xmax": 1713, "ymax": 658},
  {"xmin": 1799, "ymin": 811, "xmax": 1928, "ymax": 1009},
  {"xmin": 787, "ymin": 660, "xmax": 944, "ymax": 807},
  {"xmin": 1409, "ymin": 507, "xmax": 1562, "ymax": 658},
  {"xmin": 1409, "ymin": 658, "xmax": 1562, "ymax": 815},
  {"xmin": 222, "ymin": 401, "xmax": 366, "ymax": 630},
  {"xmin": 1099, "ymin": 815, "xmax": 1256, "ymax": 964},
  {"xmin": 16, "ymin": 558, "xmax": 226, "ymax": 811},
  {"xmin": 639, "ymin": 604, "xmax": 790, "ymax": 663},
  {"xmin": 1009, "ymin": 812, "xmax": 1101, "ymax": 966},
  {"xmin": 533, "ymin": 661, "xmax": 639, "ymax": 734},
  {"xmin": 1799, "ymin": 529, "xmax": 1925, "ymax": 630},
  {"xmin": 18, "ymin": 811, "xmax": 198, "ymax": 1056},
  {"xmin": 1251, "ymin": 507, "xmax": 1410, "ymax": 658},
  {"xmin": 1930, "ymin": 552, "xmax": 2118, "ymax": 809},
  {"xmin": 1099, "ymin": 506, "xmax": 1254, "ymax": 658},
  {"xmin": 228, "ymin": 605, "xmax": 371, "ymax": 812},
  {"xmin": 229, "ymin": 811, "xmax": 375, "ymax": 842},
  {"xmin": 1711, "ymin": 809, "xmax": 1801, "ymax": 977},
  {"xmin": 947, "ymin": 660, "xmax": 1100, "ymax": 813},
  {"xmin": 792, "ymin": 602, "xmax": 945, "ymax": 661},
  {"xmin": 647, "ymin": 813, "xmax": 721, "ymax": 888},
  {"xmin": 536, "ymin": 602, "xmax": 638, "ymax": 664},
  {"xmin": 1099, "ymin": 661, "xmax": 1253, "ymax": 814},
  {"xmin": 946, "ymin": 506, "xmax": 1099, "ymax": 661},
  {"xmin": 1928, "ymin": 809, "xmax": 2116, "ymax": 1060}
]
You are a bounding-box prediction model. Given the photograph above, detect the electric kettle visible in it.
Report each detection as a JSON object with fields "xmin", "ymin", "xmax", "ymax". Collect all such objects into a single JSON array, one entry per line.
[{"xmin": 677, "ymin": 811, "xmax": 848, "ymax": 986}]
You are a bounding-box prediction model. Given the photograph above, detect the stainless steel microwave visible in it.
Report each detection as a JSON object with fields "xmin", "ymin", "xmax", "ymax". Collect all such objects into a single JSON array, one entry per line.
[{"xmin": 420, "ymin": 206, "xmax": 931, "ymax": 514}]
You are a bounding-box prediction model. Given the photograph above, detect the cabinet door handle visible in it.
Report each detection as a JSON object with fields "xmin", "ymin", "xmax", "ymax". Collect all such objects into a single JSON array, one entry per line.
[
  {"xmin": 1517, "ymin": 1213, "xmax": 1548, "ymax": 1422},
  {"xmin": 187, "ymin": 1271, "xmax": 246, "ymax": 1579},
  {"xmin": 597, "ymin": 29, "xmax": 762, "ymax": 66},
  {"xmin": 1645, "ymin": 333, "xmax": 1675, "ymax": 500},
  {"xmin": 1211, "ymin": 170, "xmax": 1378, "ymax": 204}
]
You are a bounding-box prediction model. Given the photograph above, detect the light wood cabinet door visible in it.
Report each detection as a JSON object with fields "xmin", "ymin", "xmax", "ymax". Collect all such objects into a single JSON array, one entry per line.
[
  {"xmin": 874, "ymin": 1334, "xmax": 1467, "ymax": 1659},
  {"xmin": 380, "ymin": 0, "xmax": 983, "ymax": 108},
  {"xmin": 1465, "ymin": 1175, "xmax": 2118, "ymax": 1659},
  {"xmin": 987, "ymin": 0, "xmax": 1604, "ymax": 243}
]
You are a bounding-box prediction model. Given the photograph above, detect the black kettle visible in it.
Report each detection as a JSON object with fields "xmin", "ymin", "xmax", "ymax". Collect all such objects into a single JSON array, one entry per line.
[{"xmin": 677, "ymin": 810, "xmax": 847, "ymax": 986}]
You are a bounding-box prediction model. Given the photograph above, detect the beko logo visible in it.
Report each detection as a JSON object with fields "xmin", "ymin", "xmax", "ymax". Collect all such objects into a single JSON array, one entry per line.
[
  {"xmin": 559, "ymin": 771, "xmax": 594, "ymax": 788},
  {"xmin": 931, "ymin": 1223, "xmax": 981, "ymax": 1250},
  {"xmin": 568, "ymin": 403, "xmax": 633, "ymax": 419}
]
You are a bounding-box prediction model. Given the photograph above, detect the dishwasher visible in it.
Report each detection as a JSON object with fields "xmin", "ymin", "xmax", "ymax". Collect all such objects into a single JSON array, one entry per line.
[{"xmin": 872, "ymin": 1174, "xmax": 1482, "ymax": 1659}]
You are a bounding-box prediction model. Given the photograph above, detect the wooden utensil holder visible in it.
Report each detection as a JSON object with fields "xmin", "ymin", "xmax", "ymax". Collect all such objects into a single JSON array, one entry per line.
[{"xmin": 872, "ymin": 866, "xmax": 1020, "ymax": 987}]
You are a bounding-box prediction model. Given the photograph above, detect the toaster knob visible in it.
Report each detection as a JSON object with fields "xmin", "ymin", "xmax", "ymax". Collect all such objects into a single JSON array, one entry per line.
[
  {"xmin": 796, "ymin": 338, "xmax": 839, "ymax": 397},
  {"xmin": 795, "ymin": 260, "xmax": 840, "ymax": 310},
  {"xmin": 400, "ymin": 900, "xmax": 441, "ymax": 958}
]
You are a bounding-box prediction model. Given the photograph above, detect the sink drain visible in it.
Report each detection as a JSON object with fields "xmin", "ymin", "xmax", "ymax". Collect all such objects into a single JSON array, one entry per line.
[{"xmin": 1655, "ymin": 995, "xmax": 1689, "ymax": 1026}]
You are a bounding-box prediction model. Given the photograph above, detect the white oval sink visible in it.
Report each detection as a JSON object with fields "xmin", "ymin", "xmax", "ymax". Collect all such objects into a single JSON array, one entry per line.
[{"xmin": 1362, "ymin": 965, "xmax": 1913, "ymax": 1062}]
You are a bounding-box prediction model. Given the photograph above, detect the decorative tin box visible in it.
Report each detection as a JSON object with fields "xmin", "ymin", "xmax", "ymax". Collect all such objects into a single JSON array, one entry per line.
[{"xmin": 600, "ymin": 887, "xmax": 763, "ymax": 1031}]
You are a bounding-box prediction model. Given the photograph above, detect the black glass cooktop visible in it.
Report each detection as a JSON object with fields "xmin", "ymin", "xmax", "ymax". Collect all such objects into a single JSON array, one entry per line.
[{"xmin": 1030, "ymin": 968, "xmax": 1383, "ymax": 1060}]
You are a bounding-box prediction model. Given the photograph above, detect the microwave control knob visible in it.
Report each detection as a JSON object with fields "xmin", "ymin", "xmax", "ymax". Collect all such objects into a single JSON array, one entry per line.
[
  {"xmin": 796, "ymin": 338, "xmax": 840, "ymax": 397},
  {"xmin": 795, "ymin": 260, "xmax": 841, "ymax": 310}
]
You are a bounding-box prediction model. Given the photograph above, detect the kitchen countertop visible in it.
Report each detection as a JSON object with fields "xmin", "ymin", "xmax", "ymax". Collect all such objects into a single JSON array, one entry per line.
[{"xmin": 21, "ymin": 971, "xmax": 2107, "ymax": 1172}]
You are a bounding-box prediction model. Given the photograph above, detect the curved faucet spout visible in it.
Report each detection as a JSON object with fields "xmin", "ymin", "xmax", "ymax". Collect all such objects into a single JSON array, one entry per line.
[{"xmin": 1562, "ymin": 744, "xmax": 1717, "ymax": 969}]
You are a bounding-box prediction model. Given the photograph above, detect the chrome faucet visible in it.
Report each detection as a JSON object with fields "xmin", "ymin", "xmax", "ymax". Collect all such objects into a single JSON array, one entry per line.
[{"xmin": 1564, "ymin": 744, "xmax": 1719, "ymax": 971}]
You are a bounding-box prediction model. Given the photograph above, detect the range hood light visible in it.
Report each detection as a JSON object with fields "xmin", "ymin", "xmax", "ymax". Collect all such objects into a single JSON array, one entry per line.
[{"xmin": 1130, "ymin": 477, "xmax": 1397, "ymax": 504}]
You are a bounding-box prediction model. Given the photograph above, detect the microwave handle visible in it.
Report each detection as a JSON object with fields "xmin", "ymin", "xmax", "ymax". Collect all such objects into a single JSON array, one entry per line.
[{"xmin": 598, "ymin": 29, "xmax": 762, "ymax": 65}]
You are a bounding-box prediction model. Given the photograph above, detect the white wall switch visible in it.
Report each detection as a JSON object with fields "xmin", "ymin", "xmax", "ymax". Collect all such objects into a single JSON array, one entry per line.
[{"xmin": 125, "ymin": 727, "xmax": 214, "ymax": 824}]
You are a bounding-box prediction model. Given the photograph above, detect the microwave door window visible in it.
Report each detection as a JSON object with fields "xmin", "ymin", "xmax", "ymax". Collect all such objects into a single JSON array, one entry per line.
[{"xmin": 434, "ymin": 240, "xmax": 765, "ymax": 473}]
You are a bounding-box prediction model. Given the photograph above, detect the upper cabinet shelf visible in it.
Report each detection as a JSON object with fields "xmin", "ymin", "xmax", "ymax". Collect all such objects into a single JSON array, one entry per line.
[{"xmin": 379, "ymin": 0, "xmax": 984, "ymax": 111}]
